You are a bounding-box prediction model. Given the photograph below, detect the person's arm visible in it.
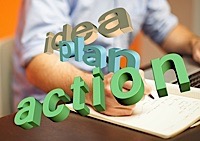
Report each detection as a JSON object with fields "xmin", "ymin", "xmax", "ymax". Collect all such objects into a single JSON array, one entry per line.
[
  {"xmin": 162, "ymin": 24, "xmax": 200, "ymax": 63},
  {"xmin": 26, "ymin": 53, "xmax": 92, "ymax": 98},
  {"xmin": 26, "ymin": 53, "xmax": 152, "ymax": 116},
  {"xmin": 142, "ymin": 0, "xmax": 200, "ymax": 64}
]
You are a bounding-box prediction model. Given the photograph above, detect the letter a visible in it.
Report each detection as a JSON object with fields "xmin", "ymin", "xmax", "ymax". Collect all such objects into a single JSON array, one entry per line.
[
  {"xmin": 14, "ymin": 97, "xmax": 42, "ymax": 129},
  {"xmin": 98, "ymin": 8, "xmax": 133, "ymax": 37}
]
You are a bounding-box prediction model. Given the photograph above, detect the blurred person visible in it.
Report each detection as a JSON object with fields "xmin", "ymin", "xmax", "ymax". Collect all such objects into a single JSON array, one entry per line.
[{"xmin": 13, "ymin": 0, "xmax": 200, "ymax": 116}]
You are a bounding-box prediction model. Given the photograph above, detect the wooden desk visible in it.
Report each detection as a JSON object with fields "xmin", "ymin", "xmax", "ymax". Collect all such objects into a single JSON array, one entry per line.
[{"xmin": 0, "ymin": 112, "xmax": 200, "ymax": 141}]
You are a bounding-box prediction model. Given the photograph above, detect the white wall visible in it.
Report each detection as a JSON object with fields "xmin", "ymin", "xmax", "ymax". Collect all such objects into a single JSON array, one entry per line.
[
  {"xmin": 193, "ymin": 0, "xmax": 200, "ymax": 35},
  {"xmin": 0, "ymin": 39, "xmax": 13, "ymax": 117}
]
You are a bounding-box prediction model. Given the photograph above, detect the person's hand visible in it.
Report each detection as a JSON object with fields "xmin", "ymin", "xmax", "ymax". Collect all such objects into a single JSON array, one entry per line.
[
  {"xmin": 191, "ymin": 37, "xmax": 200, "ymax": 64},
  {"xmin": 86, "ymin": 69, "xmax": 152, "ymax": 116}
]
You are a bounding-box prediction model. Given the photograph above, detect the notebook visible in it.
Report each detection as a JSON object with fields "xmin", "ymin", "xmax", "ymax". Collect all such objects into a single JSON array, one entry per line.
[{"xmin": 66, "ymin": 80, "xmax": 200, "ymax": 139}]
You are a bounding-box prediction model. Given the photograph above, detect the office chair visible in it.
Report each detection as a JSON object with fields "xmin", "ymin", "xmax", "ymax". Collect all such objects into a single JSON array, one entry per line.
[{"xmin": 0, "ymin": 38, "xmax": 13, "ymax": 117}]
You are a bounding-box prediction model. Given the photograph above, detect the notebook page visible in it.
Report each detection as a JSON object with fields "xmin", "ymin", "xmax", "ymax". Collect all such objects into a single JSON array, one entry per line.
[
  {"xmin": 66, "ymin": 92, "xmax": 200, "ymax": 139},
  {"xmin": 146, "ymin": 79, "xmax": 200, "ymax": 128},
  {"xmin": 146, "ymin": 79, "xmax": 200, "ymax": 99}
]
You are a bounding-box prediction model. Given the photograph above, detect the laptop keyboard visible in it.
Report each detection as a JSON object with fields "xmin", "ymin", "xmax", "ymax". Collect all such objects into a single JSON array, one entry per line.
[
  {"xmin": 172, "ymin": 70, "xmax": 200, "ymax": 88},
  {"xmin": 189, "ymin": 71, "xmax": 200, "ymax": 88}
]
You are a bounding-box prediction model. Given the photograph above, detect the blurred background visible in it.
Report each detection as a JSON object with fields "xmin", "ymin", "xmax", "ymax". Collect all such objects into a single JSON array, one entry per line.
[{"xmin": 0, "ymin": 0, "xmax": 200, "ymax": 117}]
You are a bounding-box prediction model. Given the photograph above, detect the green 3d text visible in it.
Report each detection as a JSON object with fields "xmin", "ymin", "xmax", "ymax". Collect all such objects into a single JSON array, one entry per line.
[{"xmin": 14, "ymin": 8, "xmax": 190, "ymax": 129}]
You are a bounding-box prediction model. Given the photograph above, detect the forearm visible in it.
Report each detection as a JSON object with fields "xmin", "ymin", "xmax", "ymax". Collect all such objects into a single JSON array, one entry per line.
[
  {"xmin": 162, "ymin": 24, "xmax": 199, "ymax": 55},
  {"xmin": 25, "ymin": 53, "xmax": 93, "ymax": 99}
]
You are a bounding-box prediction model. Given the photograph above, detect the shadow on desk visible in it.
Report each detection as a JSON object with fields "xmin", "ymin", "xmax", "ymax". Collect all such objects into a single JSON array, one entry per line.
[{"xmin": 0, "ymin": 112, "xmax": 200, "ymax": 141}]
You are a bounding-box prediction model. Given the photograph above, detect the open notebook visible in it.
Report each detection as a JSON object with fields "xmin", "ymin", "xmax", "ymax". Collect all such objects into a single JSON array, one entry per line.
[{"xmin": 66, "ymin": 80, "xmax": 200, "ymax": 139}]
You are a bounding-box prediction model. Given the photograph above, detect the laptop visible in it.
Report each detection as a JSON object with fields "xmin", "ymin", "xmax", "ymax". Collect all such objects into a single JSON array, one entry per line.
[{"xmin": 144, "ymin": 56, "xmax": 200, "ymax": 88}]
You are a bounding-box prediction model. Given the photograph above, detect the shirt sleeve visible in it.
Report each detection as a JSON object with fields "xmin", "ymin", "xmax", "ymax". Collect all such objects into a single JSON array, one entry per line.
[
  {"xmin": 17, "ymin": 0, "xmax": 72, "ymax": 67},
  {"xmin": 142, "ymin": 0, "xmax": 178, "ymax": 45}
]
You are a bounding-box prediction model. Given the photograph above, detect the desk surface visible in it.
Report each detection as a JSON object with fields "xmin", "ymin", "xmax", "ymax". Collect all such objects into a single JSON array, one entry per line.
[{"xmin": 0, "ymin": 112, "xmax": 200, "ymax": 141}]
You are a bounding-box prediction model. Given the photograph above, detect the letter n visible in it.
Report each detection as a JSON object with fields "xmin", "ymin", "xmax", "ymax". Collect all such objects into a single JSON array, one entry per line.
[
  {"xmin": 108, "ymin": 48, "xmax": 140, "ymax": 73},
  {"xmin": 151, "ymin": 53, "xmax": 190, "ymax": 97}
]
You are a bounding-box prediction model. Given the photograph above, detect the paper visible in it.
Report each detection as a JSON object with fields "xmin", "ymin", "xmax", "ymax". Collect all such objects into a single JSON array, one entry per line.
[{"xmin": 66, "ymin": 81, "xmax": 200, "ymax": 139}]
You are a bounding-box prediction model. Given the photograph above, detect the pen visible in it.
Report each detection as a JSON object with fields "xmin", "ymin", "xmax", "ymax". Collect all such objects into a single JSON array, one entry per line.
[
  {"xmin": 123, "ymin": 86, "xmax": 154, "ymax": 100},
  {"xmin": 148, "ymin": 94, "xmax": 154, "ymax": 99}
]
